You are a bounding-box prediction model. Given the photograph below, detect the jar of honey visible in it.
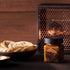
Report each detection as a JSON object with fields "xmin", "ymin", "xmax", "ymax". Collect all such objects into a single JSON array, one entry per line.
[{"xmin": 44, "ymin": 37, "xmax": 64, "ymax": 62}]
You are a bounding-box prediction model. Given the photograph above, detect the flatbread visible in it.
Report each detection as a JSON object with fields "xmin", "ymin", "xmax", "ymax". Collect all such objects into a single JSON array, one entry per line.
[{"xmin": 0, "ymin": 40, "xmax": 37, "ymax": 52}]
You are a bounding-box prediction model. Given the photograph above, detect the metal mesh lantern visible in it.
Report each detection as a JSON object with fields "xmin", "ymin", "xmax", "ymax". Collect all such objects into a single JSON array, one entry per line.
[{"xmin": 37, "ymin": 4, "xmax": 70, "ymax": 54}]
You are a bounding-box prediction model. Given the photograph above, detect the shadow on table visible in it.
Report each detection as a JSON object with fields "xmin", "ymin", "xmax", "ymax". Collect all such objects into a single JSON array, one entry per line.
[
  {"xmin": 9, "ymin": 55, "xmax": 70, "ymax": 64},
  {"xmin": 0, "ymin": 62, "xmax": 19, "ymax": 68}
]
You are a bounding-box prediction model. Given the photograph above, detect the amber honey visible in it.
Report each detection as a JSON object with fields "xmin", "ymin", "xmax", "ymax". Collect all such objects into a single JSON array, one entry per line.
[{"xmin": 44, "ymin": 37, "xmax": 64, "ymax": 62}]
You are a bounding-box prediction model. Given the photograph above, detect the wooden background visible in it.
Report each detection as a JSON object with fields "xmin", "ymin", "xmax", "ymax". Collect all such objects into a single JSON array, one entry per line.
[{"xmin": 0, "ymin": 0, "xmax": 70, "ymax": 44}]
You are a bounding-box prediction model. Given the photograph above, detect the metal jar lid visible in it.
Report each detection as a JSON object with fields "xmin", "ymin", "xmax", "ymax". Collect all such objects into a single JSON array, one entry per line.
[{"xmin": 44, "ymin": 36, "xmax": 63, "ymax": 45}]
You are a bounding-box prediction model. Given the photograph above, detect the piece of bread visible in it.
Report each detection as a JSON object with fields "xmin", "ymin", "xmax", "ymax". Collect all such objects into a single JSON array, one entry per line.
[
  {"xmin": 0, "ymin": 42, "xmax": 7, "ymax": 48},
  {"xmin": 1, "ymin": 40, "xmax": 15, "ymax": 48},
  {"xmin": 23, "ymin": 45, "xmax": 37, "ymax": 52},
  {"xmin": 0, "ymin": 40, "xmax": 37, "ymax": 52},
  {"xmin": 13, "ymin": 41, "xmax": 33, "ymax": 47}
]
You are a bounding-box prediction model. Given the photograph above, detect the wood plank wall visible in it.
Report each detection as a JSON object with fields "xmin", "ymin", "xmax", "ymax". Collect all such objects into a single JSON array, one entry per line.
[{"xmin": 0, "ymin": 0, "xmax": 70, "ymax": 44}]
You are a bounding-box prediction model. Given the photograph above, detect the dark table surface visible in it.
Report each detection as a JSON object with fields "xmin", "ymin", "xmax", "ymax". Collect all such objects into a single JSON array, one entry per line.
[{"xmin": 0, "ymin": 54, "xmax": 70, "ymax": 70}]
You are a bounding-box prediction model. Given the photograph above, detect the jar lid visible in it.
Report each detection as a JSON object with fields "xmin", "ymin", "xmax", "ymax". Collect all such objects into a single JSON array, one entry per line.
[{"xmin": 44, "ymin": 36, "xmax": 63, "ymax": 45}]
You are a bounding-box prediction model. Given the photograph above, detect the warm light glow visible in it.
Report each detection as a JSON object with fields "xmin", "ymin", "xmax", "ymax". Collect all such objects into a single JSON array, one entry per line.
[
  {"xmin": 0, "ymin": 56, "xmax": 10, "ymax": 60},
  {"xmin": 39, "ymin": 29, "xmax": 41, "ymax": 39},
  {"xmin": 48, "ymin": 28, "xmax": 63, "ymax": 36}
]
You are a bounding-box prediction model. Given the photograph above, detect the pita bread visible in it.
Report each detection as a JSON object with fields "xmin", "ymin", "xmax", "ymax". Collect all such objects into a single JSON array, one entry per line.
[{"xmin": 0, "ymin": 40, "xmax": 37, "ymax": 52}]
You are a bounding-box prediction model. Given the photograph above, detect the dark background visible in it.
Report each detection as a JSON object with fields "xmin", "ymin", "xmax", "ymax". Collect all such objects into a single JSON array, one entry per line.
[{"xmin": 0, "ymin": 0, "xmax": 70, "ymax": 44}]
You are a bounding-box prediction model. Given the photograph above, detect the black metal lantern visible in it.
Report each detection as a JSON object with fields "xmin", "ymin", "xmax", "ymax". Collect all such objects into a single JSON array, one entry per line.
[{"xmin": 37, "ymin": 4, "xmax": 70, "ymax": 54}]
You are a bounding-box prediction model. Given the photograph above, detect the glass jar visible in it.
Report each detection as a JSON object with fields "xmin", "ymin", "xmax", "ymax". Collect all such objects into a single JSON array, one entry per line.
[{"xmin": 44, "ymin": 37, "xmax": 64, "ymax": 62}]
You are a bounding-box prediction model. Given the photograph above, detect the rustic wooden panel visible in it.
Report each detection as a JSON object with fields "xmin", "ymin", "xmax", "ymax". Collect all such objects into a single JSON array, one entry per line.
[
  {"xmin": 0, "ymin": 0, "xmax": 70, "ymax": 12},
  {"xmin": 0, "ymin": 12, "xmax": 37, "ymax": 44}
]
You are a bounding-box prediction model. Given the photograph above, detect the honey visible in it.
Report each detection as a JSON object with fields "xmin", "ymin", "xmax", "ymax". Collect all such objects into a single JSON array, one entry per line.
[{"xmin": 44, "ymin": 37, "xmax": 64, "ymax": 62}]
